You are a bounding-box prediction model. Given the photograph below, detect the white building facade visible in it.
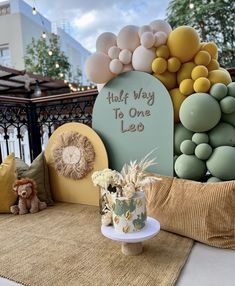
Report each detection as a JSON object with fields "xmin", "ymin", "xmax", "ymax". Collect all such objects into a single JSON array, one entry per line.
[{"xmin": 0, "ymin": 0, "xmax": 91, "ymax": 85}]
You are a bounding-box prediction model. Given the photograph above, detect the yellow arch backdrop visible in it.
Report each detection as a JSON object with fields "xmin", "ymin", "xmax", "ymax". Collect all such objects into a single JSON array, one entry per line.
[{"xmin": 45, "ymin": 122, "xmax": 108, "ymax": 206}]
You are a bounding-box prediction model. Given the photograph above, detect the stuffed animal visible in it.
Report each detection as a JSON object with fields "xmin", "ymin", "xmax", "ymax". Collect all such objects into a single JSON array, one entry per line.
[{"xmin": 10, "ymin": 178, "xmax": 47, "ymax": 215}]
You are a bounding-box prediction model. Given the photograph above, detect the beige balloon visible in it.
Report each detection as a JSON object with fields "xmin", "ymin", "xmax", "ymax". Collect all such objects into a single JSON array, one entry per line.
[
  {"xmin": 132, "ymin": 45, "xmax": 156, "ymax": 73},
  {"xmin": 85, "ymin": 52, "xmax": 114, "ymax": 84},
  {"xmin": 150, "ymin": 19, "xmax": 172, "ymax": 35},
  {"xmin": 96, "ymin": 32, "xmax": 117, "ymax": 54},
  {"xmin": 117, "ymin": 25, "xmax": 140, "ymax": 52},
  {"xmin": 141, "ymin": 31, "xmax": 155, "ymax": 48}
]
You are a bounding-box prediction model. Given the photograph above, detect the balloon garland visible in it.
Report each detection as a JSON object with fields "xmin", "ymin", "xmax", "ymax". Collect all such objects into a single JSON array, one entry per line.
[{"xmin": 86, "ymin": 19, "xmax": 235, "ymax": 182}]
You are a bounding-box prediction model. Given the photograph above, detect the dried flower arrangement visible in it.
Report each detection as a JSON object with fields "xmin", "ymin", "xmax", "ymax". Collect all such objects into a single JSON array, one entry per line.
[{"xmin": 92, "ymin": 150, "xmax": 161, "ymax": 226}]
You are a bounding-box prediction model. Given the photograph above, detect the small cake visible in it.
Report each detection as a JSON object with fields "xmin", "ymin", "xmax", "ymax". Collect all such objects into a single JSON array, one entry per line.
[{"xmin": 111, "ymin": 191, "xmax": 146, "ymax": 233}]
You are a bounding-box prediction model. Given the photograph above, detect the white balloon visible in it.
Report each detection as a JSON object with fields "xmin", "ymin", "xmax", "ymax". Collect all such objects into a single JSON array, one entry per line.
[
  {"xmin": 150, "ymin": 19, "xmax": 172, "ymax": 36},
  {"xmin": 132, "ymin": 45, "xmax": 156, "ymax": 73},
  {"xmin": 96, "ymin": 32, "xmax": 117, "ymax": 54},
  {"xmin": 117, "ymin": 25, "xmax": 140, "ymax": 52},
  {"xmin": 109, "ymin": 59, "xmax": 123, "ymax": 74},
  {"xmin": 138, "ymin": 25, "xmax": 153, "ymax": 37},
  {"xmin": 119, "ymin": 49, "xmax": 132, "ymax": 64},
  {"xmin": 108, "ymin": 46, "xmax": 120, "ymax": 59},
  {"xmin": 85, "ymin": 52, "xmax": 114, "ymax": 84},
  {"xmin": 141, "ymin": 32, "xmax": 155, "ymax": 48},
  {"xmin": 154, "ymin": 31, "xmax": 167, "ymax": 47}
]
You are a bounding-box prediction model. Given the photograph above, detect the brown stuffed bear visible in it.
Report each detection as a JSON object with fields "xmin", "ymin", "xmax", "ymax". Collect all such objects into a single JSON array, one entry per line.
[{"xmin": 10, "ymin": 178, "xmax": 47, "ymax": 215}]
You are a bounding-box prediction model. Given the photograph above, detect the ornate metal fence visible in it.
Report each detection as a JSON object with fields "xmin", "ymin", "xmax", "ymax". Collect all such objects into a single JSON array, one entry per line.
[{"xmin": 0, "ymin": 90, "xmax": 97, "ymax": 163}]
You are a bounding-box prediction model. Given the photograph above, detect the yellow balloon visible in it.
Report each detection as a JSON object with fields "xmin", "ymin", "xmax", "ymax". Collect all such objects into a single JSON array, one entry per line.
[
  {"xmin": 201, "ymin": 42, "xmax": 218, "ymax": 59},
  {"xmin": 169, "ymin": 88, "xmax": 187, "ymax": 123},
  {"xmin": 208, "ymin": 70, "xmax": 232, "ymax": 86},
  {"xmin": 191, "ymin": 65, "xmax": 208, "ymax": 80},
  {"xmin": 177, "ymin": 62, "xmax": 196, "ymax": 85},
  {"xmin": 207, "ymin": 59, "xmax": 220, "ymax": 71},
  {"xmin": 194, "ymin": 51, "xmax": 211, "ymax": 66},
  {"xmin": 167, "ymin": 26, "xmax": 200, "ymax": 63},
  {"xmin": 156, "ymin": 45, "xmax": 170, "ymax": 59},
  {"xmin": 179, "ymin": 79, "xmax": 194, "ymax": 96},
  {"xmin": 154, "ymin": 70, "xmax": 177, "ymax": 90},
  {"xmin": 152, "ymin": 57, "xmax": 167, "ymax": 74},
  {"xmin": 167, "ymin": 57, "xmax": 181, "ymax": 73},
  {"xmin": 193, "ymin": 77, "xmax": 211, "ymax": 93}
]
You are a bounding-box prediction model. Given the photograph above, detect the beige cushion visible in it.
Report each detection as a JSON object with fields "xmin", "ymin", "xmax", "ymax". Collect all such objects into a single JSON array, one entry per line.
[
  {"xmin": 145, "ymin": 174, "xmax": 235, "ymax": 249},
  {"xmin": 0, "ymin": 154, "xmax": 17, "ymax": 213},
  {"xmin": 16, "ymin": 152, "xmax": 54, "ymax": 205}
]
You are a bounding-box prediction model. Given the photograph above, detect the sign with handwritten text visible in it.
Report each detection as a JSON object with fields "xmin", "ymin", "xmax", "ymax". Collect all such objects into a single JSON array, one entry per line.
[{"xmin": 92, "ymin": 71, "xmax": 173, "ymax": 175}]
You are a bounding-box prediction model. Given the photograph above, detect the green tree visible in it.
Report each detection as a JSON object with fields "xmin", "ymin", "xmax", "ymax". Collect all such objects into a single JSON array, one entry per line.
[
  {"xmin": 166, "ymin": 0, "xmax": 235, "ymax": 67},
  {"xmin": 25, "ymin": 36, "xmax": 71, "ymax": 80}
]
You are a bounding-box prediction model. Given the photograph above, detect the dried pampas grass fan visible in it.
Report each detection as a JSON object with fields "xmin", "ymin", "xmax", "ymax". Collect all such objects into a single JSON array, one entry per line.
[{"xmin": 51, "ymin": 131, "xmax": 95, "ymax": 180}]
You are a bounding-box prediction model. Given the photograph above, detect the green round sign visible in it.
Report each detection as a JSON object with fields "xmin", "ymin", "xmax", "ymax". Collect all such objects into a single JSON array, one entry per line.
[{"xmin": 92, "ymin": 71, "xmax": 174, "ymax": 175}]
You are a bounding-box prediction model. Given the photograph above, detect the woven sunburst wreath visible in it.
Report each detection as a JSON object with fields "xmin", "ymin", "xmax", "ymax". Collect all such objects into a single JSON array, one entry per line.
[{"xmin": 51, "ymin": 131, "xmax": 95, "ymax": 180}]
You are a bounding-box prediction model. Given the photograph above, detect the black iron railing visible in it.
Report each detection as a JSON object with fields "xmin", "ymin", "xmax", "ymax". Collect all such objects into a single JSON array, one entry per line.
[{"xmin": 0, "ymin": 90, "xmax": 97, "ymax": 163}]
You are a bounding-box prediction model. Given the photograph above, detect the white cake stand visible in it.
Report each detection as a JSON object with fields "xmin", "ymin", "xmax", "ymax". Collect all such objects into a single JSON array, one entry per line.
[{"xmin": 101, "ymin": 217, "xmax": 160, "ymax": 256}]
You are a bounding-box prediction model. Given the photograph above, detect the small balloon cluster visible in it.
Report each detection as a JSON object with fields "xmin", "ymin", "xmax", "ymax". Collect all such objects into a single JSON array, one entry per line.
[{"xmin": 85, "ymin": 19, "xmax": 172, "ymax": 90}]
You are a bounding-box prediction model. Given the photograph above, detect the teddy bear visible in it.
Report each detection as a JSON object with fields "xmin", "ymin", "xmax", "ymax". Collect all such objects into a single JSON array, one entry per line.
[{"xmin": 10, "ymin": 178, "xmax": 47, "ymax": 215}]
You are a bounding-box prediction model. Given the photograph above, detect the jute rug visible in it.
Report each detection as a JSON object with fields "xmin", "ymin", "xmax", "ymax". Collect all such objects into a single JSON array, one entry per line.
[{"xmin": 0, "ymin": 203, "xmax": 193, "ymax": 286}]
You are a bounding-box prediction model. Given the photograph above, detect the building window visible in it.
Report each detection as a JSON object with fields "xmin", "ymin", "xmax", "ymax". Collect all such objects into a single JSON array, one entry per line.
[
  {"xmin": 0, "ymin": 4, "xmax": 10, "ymax": 16},
  {"xmin": 0, "ymin": 46, "xmax": 11, "ymax": 66}
]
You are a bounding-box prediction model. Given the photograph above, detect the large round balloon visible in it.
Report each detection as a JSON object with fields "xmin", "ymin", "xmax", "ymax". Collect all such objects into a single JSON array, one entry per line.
[
  {"xmin": 96, "ymin": 32, "xmax": 117, "ymax": 54},
  {"xmin": 85, "ymin": 52, "xmax": 114, "ymax": 84},
  {"xmin": 174, "ymin": 154, "xmax": 207, "ymax": 180},
  {"xmin": 174, "ymin": 123, "xmax": 194, "ymax": 155},
  {"xmin": 179, "ymin": 93, "xmax": 221, "ymax": 132},
  {"xmin": 167, "ymin": 26, "xmax": 200, "ymax": 63},
  {"xmin": 206, "ymin": 146, "xmax": 235, "ymax": 180},
  {"xmin": 132, "ymin": 46, "xmax": 155, "ymax": 73},
  {"xmin": 150, "ymin": 19, "xmax": 172, "ymax": 35},
  {"xmin": 117, "ymin": 25, "xmax": 140, "ymax": 52},
  {"xmin": 208, "ymin": 122, "xmax": 235, "ymax": 147}
]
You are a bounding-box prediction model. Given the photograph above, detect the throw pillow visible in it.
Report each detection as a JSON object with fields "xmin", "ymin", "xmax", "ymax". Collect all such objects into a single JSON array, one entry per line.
[
  {"xmin": 0, "ymin": 154, "xmax": 17, "ymax": 213},
  {"xmin": 145, "ymin": 174, "xmax": 235, "ymax": 249},
  {"xmin": 16, "ymin": 152, "xmax": 54, "ymax": 205}
]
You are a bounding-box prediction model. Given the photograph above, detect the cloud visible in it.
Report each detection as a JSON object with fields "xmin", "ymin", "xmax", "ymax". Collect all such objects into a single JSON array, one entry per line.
[{"xmin": 13, "ymin": 0, "xmax": 171, "ymax": 52}]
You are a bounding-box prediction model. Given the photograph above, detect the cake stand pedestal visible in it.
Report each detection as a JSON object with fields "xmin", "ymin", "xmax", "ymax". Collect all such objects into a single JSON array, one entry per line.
[{"xmin": 101, "ymin": 217, "xmax": 160, "ymax": 256}]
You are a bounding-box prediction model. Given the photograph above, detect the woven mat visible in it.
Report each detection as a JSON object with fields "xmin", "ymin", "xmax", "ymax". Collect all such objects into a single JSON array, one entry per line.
[{"xmin": 0, "ymin": 203, "xmax": 193, "ymax": 286}]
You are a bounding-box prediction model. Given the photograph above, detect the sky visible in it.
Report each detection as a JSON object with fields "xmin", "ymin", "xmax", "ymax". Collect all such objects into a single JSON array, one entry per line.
[{"xmin": 15, "ymin": 0, "xmax": 171, "ymax": 53}]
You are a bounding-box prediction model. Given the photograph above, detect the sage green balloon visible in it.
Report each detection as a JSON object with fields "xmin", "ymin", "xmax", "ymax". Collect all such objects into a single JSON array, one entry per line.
[
  {"xmin": 195, "ymin": 143, "xmax": 212, "ymax": 160},
  {"xmin": 208, "ymin": 122, "xmax": 235, "ymax": 147},
  {"xmin": 179, "ymin": 93, "xmax": 221, "ymax": 132},
  {"xmin": 227, "ymin": 82, "xmax": 235, "ymax": 97},
  {"xmin": 180, "ymin": 140, "xmax": 196, "ymax": 155},
  {"xmin": 192, "ymin": 132, "xmax": 209, "ymax": 144},
  {"xmin": 222, "ymin": 112, "xmax": 235, "ymax": 127},
  {"xmin": 174, "ymin": 154, "xmax": 207, "ymax": 181},
  {"xmin": 207, "ymin": 177, "xmax": 222, "ymax": 182},
  {"xmin": 220, "ymin": 96, "xmax": 235, "ymax": 114},
  {"xmin": 174, "ymin": 123, "xmax": 194, "ymax": 155},
  {"xmin": 206, "ymin": 146, "xmax": 235, "ymax": 180},
  {"xmin": 210, "ymin": 83, "xmax": 227, "ymax": 101}
]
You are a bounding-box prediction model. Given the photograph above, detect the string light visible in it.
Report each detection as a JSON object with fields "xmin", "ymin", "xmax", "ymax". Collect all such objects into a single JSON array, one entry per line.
[
  {"xmin": 48, "ymin": 50, "xmax": 53, "ymax": 56},
  {"xmin": 55, "ymin": 63, "xmax": 60, "ymax": 68},
  {"xmin": 59, "ymin": 72, "xmax": 64, "ymax": 77},
  {"xmin": 32, "ymin": 7, "xmax": 37, "ymax": 15},
  {"xmin": 64, "ymin": 79, "xmax": 68, "ymax": 84},
  {"xmin": 189, "ymin": 2, "xmax": 194, "ymax": 9},
  {"xmin": 42, "ymin": 31, "xmax": 47, "ymax": 38}
]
